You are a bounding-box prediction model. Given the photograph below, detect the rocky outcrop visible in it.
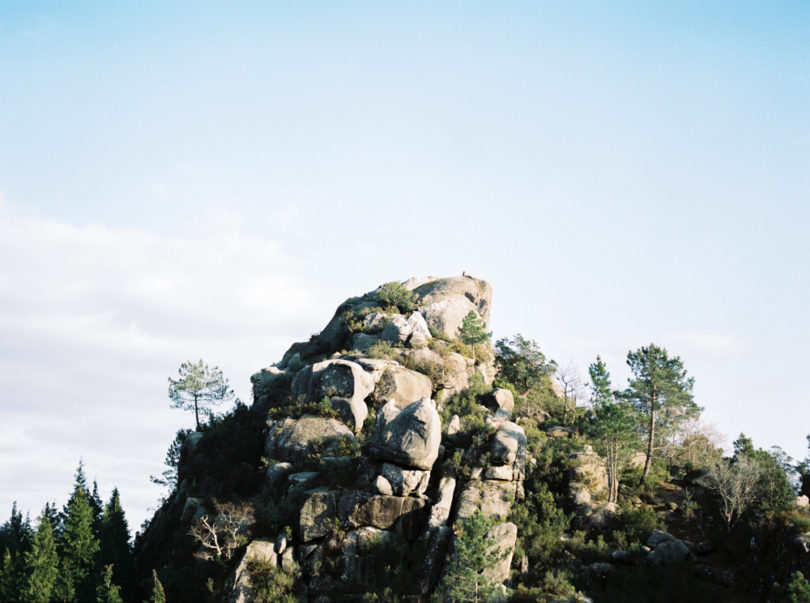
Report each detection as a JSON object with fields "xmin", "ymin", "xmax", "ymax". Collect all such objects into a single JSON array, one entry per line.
[
  {"xmin": 368, "ymin": 364, "xmax": 433, "ymax": 409},
  {"xmin": 230, "ymin": 540, "xmax": 278, "ymax": 603}
]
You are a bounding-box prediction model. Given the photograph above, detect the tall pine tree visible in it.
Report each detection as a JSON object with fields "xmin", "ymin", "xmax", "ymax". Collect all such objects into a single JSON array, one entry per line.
[
  {"xmin": 56, "ymin": 484, "xmax": 100, "ymax": 602},
  {"xmin": 100, "ymin": 489, "xmax": 136, "ymax": 600},
  {"xmin": 24, "ymin": 512, "xmax": 59, "ymax": 603},
  {"xmin": 624, "ymin": 344, "xmax": 700, "ymax": 483}
]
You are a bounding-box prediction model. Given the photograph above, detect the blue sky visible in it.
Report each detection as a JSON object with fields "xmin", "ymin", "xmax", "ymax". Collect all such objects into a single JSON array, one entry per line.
[{"xmin": 1, "ymin": 2, "xmax": 808, "ymax": 530}]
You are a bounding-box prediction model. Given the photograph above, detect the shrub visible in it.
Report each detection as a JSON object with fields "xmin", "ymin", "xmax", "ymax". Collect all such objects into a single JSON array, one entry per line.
[
  {"xmin": 376, "ymin": 282, "xmax": 417, "ymax": 313},
  {"xmin": 246, "ymin": 558, "xmax": 298, "ymax": 603}
]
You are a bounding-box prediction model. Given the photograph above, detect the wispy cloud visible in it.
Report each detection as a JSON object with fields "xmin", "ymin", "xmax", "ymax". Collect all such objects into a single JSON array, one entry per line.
[{"xmin": 0, "ymin": 203, "xmax": 323, "ymax": 528}]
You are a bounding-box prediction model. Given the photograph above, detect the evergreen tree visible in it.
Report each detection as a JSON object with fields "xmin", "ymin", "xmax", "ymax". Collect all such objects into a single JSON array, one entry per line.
[
  {"xmin": 24, "ymin": 512, "xmax": 59, "ymax": 603},
  {"xmin": 0, "ymin": 502, "xmax": 33, "ymax": 600},
  {"xmin": 90, "ymin": 481, "xmax": 104, "ymax": 532},
  {"xmin": 99, "ymin": 489, "xmax": 136, "ymax": 600},
  {"xmin": 458, "ymin": 311, "xmax": 491, "ymax": 363},
  {"xmin": 168, "ymin": 359, "xmax": 234, "ymax": 430},
  {"xmin": 588, "ymin": 357, "xmax": 639, "ymax": 503},
  {"xmin": 57, "ymin": 485, "xmax": 100, "ymax": 602},
  {"xmin": 0, "ymin": 548, "xmax": 15, "ymax": 602},
  {"xmin": 623, "ymin": 344, "xmax": 700, "ymax": 483},
  {"xmin": 96, "ymin": 564, "xmax": 123, "ymax": 603},
  {"xmin": 495, "ymin": 335, "xmax": 557, "ymax": 396},
  {"xmin": 150, "ymin": 569, "xmax": 166, "ymax": 603},
  {"xmin": 438, "ymin": 510, "xmax": 503, "ymax": 602}
]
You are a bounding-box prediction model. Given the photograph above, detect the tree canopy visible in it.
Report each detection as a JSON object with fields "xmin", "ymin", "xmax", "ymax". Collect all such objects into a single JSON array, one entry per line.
[
  {"xmin": 168, "ymin": 360, "xmax": 234, "ymax": 430},
  {"xmin": 623, "ymin": 344, "xmax": 700, "ymax": 483}
]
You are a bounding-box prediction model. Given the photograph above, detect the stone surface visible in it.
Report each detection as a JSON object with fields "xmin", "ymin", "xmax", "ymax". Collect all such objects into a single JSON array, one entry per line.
[
  {"xmin": 648, "ymin": 538, "xmax": 689, "ymax": 565},
  {"xmin": 546, "ymin": 426, "xmax": 571, "ymax": 438},
  {"xmin": 274, "ymin": 533, "xmax": 287, "ymax": 555},
  {"xmin": 798, "ymin": 495, "xmax": 810, "ymax": 508},
  {"xmin": 412, "ymin": 276, "xmax": 492, "ymax": 339},
  {"xmin": 231, "ymin": 540, "xmax": 277, "ymax": 603},
  {"xmin": 369, "ymin": 399, "xmax": 442, "ymax": 470},
  {"xmin": 490, "ymin": 421, "xmax": 526, "ymax": 466},
  {"xmin": 371, "ymin": 365, "xmax": 433, "ymax": 409},
  {"xmin": 338, "ymin": 490, "xmax": 429, "ymax": 541},
  {"xmin": 445, "ymin": 415, "xmax": 461, "ymax": 437},
  {"xmin": 362, "ymin": 312, "xmax": 390, "ymax": 333},
  {"xmin": 380, "ymin": 463, "xmax": 431, "ymax": 497},
  {"xmin": 380, "ymin": 315, "xmax": 412, "ymax": 344},
  {"xmin": 483, "ymin": 522, "xmax": 517, "ymax": 585},
  {"xmin": 266, "ymin": 416, "xmax": 355, "ymax": 463},
  {"xmin": 482, "ymin": 388, "xmax": 515, "ymax": 414},
  {"xmin": 352, "ymin": 332, "xmax": 379, "ymax": 352},
  {"xmin": 646, "ymin": 529, "xmax": 675, "ymax": 548},
  {"xmin": 485, "ymin": 465, "xmax": 514, "ymax": 481},
  {"xmin": 250, "ymin": 366, "xmax": 288, "ymax": 406},
  {"xmin": 374, "ymin": 475, "xmax": 393, "ymax": 496},
  {"xmin": 299, "ymin": 490, "xmax": 339, "ymax": 542},
  {"xmin": 428, "ymin": 476, "xmax": 456, "ymax": 529},
  {"xmin": 573, "ymin": 490, "xmax": 592, "ymax": 505},
  {"xmin": 265, "ymin": 462, "xmax": 293, "ymax": 489},
  {"xmin": 340, "ymin": 527, "xmax": 402, "ymax": 588},
  {"xmin": 455, "ymin": 480, "xmax": 517, "ymax": 521},
  {"xmin": 181, "ymin": 497, "xmax": 206, "ymax": 523}
]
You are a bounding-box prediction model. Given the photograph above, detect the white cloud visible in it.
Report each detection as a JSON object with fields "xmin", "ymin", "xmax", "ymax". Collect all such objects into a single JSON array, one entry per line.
[{"xmin": 0, "ymin": 204, "xmax": 325, "ymax": 529}]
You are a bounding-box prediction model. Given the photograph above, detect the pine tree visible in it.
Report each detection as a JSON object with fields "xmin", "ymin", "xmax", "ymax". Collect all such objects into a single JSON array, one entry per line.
[
  {"xmin": 96, "ymin": 564, "xmax": 123, "ymax": 603},
  {"xmin": 24, "ymin": 513, "xmax": 59, "ymax": 603},
  {"xmin": 150, "ymin": 569, "xmax": 166, "ymax": 603},
  {"xmin": 0, "ymin": 502, "xmax": 33, "ymax": 601},
  {"xmin": 168, "ymin": 360, "xmax": 234, "ymax": 430},
  {"xmin": 99, "ymin": 489, "xmax": 135, "ymax": 600},
  {"xmin": 57, "ymin": 485, "xmax": 100, "ymax": 602},
  {"xmin": 458, "ymin": 311, "xmax": 491, "ymax": 363},
  {"xmin": 588, "ymin": 356, "xmax": 639, "ymax": 503},
  {"xmin": 624, "ymin": 344, "xmax": 700, "ymax": 484},
  {"xmin": 438, "ymin": 511, "xmax": 503, "ymax": 602}
]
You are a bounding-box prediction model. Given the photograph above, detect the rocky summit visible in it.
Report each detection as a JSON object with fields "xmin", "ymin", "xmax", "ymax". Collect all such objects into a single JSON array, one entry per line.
[{"xmin": 132, "ymin": 275, "xmax": 810, "ymax": 603}]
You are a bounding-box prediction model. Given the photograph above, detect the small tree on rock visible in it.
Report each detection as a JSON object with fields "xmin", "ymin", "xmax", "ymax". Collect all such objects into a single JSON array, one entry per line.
[
  {"xmin": 169, "ymin": 360, "xmax": 234, "ymax": 430},
  {"xmin": 458, "ymin": 311, "xmax": 491, "ymax": 363}
]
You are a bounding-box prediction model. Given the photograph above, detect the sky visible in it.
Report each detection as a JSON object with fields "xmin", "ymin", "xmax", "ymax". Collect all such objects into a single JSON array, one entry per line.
[{"xmin": 0, "ymin": 1, "xmax": 808, "ymax": 532}]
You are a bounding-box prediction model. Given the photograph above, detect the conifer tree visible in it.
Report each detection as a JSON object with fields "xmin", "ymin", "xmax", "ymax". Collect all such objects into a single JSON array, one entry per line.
[
  {"xmin": 588, "ymin": 357, "xmax": 639, "ymax": 503},
  {"xmin": 169, "ymin": 359, "xmax": 234, "ymax": 430},
  {"xmin": 0, "ymin": 502, "xmax": 33, "ymax": 600},
  {"xmin": 151, "ymin": 569, "xmax": 166, "ymax": 603},
  {"xmin": 96, "ymin": 564, "xmax": 123, "ymax": 603},
  {"xmin": 624, "ymin": 344, "xmax": 699, "ymax": 483},
  {"xmin": 24, "ymin": 513, "xmax": 59, "ymax": 603},
  {"xmin": 438, "ymin": 510, "xmax": 503, "ymax": 602},
  {"xmin": 99, "ymin": 489, "xmax": 135, "ymax": 600},
  {"xmin": 57, "ymin": 484, "xmax": 100, "ymax": 602},
  {"xmin": 458, "ymin": 310, "xmax": 491, "ymax": 363}
]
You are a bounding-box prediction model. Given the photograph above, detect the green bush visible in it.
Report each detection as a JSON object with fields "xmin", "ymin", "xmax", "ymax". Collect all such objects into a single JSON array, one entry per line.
[
  {"xmin": 246, "ymin": 558, "xmax": 297, "ymax": 603},
  {"xmin": 376, "ymin": 282, "xmax": 417, "ymax": 313}
]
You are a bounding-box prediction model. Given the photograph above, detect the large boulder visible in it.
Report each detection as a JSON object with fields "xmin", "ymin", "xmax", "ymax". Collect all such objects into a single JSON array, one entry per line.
[
  {"xmin": 455, "ymin": 480, "xmax": 517, "ymax": 521},
  {"xmin": 340, "ymin": 527, "xmax": 404, "ymax": 588},
  {"xmin": 338, "ymin": 490, "xmax": 429, "ymax": 541},
  {"xmin": 292, "ymin": 359, "xmax": 374, "ymax": 431},
  {"xmin": 266, "ymin": 415, "xmax": 355, "ymax": 463},
  {"xmin": 370, "ymin": 365, "xmax": 433, "ymax": 409},
  {"xmin": 250, "ymin": 366, "xmax": 288, "ymax": 406},
  {"xmin": 490, "ymin": 421, "xmax": 526, "ymax": 466},
  {"xmin": 299, "ymin": 490, "xmax": 339, "ymax": 542},
  {"xmin": 410, "ymin": 276, "xmax": 493, "ymax": 339},
  {"xmin": 380, "ymin": 315, "xmax": 412, "ymax": 344},
  {"xmin": 369, "ymin": 399, "xmax": 442, "ymax": 470},
  {"xmin": 427, "ymin": 476, "xmax": 456, "ymax": 529},
  {"xmin": 482, "ymin": 388, "xmax": 515, "ymax": 415},
  {"xmin": 380, "ymin": 463, "xmax": 431, "ymax": 497}
]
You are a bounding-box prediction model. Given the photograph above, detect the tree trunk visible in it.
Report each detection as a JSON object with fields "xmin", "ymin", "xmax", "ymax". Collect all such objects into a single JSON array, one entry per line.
[
  {"xmin": 194, "ymin": 394, "xmax": 201, "ymax": 431},
  {"xmin": 641, "ymin": 404, "xmax": 656, "ymax": 485}
]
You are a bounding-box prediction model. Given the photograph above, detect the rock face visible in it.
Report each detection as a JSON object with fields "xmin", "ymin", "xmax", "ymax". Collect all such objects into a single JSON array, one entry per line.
[
  {"xmin": 369, "ymin": 399, "xmax": 442, "ymax": 470},
  {"xmin": 369, "ymin": 364, "xmax": 433, "ymax": 409},
  {"xmin": 230, "ymin": 540, "xmax": 278, "ymax": 603},
  {"xmin": 409, "ymin": 276, "xmax": 493, "ymax": 339},
  {"xmin": 292, "ymin": 359, "xmax": 374, "ymax": 431}
]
